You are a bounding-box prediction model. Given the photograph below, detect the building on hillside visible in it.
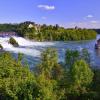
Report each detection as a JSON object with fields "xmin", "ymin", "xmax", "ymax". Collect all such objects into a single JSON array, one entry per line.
[{"xmin": 28, "ymin": 24, "xmax": 34, "ymax": 28}]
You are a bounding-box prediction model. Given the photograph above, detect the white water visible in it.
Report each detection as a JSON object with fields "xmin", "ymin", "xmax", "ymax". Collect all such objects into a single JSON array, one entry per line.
[{"xmin": 0, "ymin": 36, "xmax": 55, "ymax": 57}]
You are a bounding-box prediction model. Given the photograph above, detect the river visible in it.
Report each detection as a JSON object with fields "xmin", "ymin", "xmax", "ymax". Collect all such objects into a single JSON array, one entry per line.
[{"xmin": 0, "ymin": 35, "xmax": 100, "ymax": 69}]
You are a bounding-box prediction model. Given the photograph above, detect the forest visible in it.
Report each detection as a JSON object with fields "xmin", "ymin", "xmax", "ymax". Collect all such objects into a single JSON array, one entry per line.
[
  {"xmin": 0, "ymin": 48, "xmax": 100, "ymax": 100},
  {"xmin": 0, "ymin": 21, "xmax": 97, "ymax": 41}
]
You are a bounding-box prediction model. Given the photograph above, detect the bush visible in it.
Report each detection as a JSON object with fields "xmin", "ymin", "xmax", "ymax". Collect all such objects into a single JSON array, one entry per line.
[
  {"xmin": 0, "ymin": 52, "xmax": 37, "ymax": 100},
  {"xmin": 9, "ymin": 37, "xmax": 19, "ymax": 47}
]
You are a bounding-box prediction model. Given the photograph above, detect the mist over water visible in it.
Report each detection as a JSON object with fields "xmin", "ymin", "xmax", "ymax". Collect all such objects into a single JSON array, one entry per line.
[{"xmin": 0, "ymin": 35, "xmax": 100, "ymax": 68}]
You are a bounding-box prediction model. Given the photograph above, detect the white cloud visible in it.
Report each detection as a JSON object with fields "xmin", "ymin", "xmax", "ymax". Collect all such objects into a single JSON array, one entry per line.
[
  {"xmin": 37, "ymin": 5, "xmax": 55, "ymax": 10},
  {"xmin": 86, "ymin": 15, "xmax": 94, "ymax": 18}
]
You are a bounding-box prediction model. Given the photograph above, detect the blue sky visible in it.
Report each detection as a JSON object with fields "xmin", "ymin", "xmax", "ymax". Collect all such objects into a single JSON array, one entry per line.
[{"xmin": 0, "ymin": 0, "xmax": 100, "ymax": 28}]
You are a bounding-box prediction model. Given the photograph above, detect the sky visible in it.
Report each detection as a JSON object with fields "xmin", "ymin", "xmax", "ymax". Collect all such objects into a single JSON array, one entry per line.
[{"xmin": 0, "ymin": 0, "xmax": 100, "ymax": 28}]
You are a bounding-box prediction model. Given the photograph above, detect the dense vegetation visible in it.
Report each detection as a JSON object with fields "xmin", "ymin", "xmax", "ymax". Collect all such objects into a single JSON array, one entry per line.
[
  {"xmin": 0, "ymin": 48, "xmax": 100, "ymax": 100},
  {"xmin": 0, "ymin": 24, "xmax": 17, "ymax": 32},
  {"xmin": 0, "ymin": 21, "xmax": 97, "ymax": 41},
  {"xmin": 9, "ymin": 37, "xmax": 19, "ymax": 47}
]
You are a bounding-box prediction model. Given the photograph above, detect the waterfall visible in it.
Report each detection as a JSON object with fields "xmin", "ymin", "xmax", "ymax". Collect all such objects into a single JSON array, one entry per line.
[{"xmin": 0, "ymin": 36, "xmax": 55, "ymax": 57}]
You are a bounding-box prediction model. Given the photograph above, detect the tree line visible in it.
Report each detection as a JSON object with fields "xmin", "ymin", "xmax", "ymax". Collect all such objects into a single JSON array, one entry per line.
[
  {"xmin": 0, "ymin": 48, "xmax": 100, "ymax": 100},
  {"xmin": 0, "ymin": 21, "xmax": 97, "ymax": 41}
]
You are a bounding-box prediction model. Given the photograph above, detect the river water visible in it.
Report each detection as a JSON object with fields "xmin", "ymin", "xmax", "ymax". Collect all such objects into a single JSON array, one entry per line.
[{"xmin": 0, "ymin": 35, "xmax": 100, "ymax": 69}]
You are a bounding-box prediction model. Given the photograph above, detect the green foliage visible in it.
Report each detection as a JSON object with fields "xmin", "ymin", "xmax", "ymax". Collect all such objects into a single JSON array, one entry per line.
[
  {"xmin": 0, "ymin": 52, "xmax": 37, "ymax": 100},
  {"xmin": 65, "ymin": 49, "xmax": 80, "ymax": 67},
  {"xmin": 38, "ymin": 48, "xmax": 58, "ymax": 75},
  {"xmin": 9, "ymin": 37, "xmax": 19, "ymax": 47},
  {"xmin": 70, "ymin": 60, "xmax": 93, "ymax": 92},
  {"xmin": 0, "ymin": 21, "xmax": 97, "ymax": 41},
  {"xmin": 36, "ymin": 48, "xmax": 65, "ymax": 100},
  {"xmin": 92, "ymin": 69, "xmax": 100, "ymax": 99},
  {"xmin": 81, "ymin": 49, "xmax": 91, "ymax": 64},
  {"xmin": 64, "ymin": 49, "xmax": 98, "ymax": 99},
  {"xmin": 0, "ymin": 24, "xmax": 17, "ymax": 32},
  {"xmin": 34, "ymin": 26, "xmax": 97, "ymax": 41},
  {"xmin": 17, "ymin": 23, "xmax": 36, "ymax": 39},
  {"xmin": 65, "ymin": 49, "xmax": 91, "ymax": 68},
  {"xmin": 0, "ymin": 48, "xmax": 100, "ymax": 100},
  {"xmin": 66, "ymin": 60, "xmax": 94, "ymax": 100}
]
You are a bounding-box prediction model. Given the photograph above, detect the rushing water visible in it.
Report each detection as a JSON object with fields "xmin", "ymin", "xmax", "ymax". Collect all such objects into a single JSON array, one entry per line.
[{"xmin": 0, "ymin": 35, "xmax": 100, "ymax": 69}]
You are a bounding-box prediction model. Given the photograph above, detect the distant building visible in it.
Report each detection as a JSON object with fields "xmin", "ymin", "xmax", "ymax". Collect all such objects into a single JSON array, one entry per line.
[
  {"xmin": 28, "ymin": 24, "xmax": 34, "ymax": 28},
  {"xmin": 28, "ymin": 23, "xmax": 41, "ymax": 35}
]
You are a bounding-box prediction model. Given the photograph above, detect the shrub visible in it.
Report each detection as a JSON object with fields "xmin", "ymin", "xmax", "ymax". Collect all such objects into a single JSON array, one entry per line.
[{"xmin": 9, "ymin": 37, "xmax": 19, "ymax": 47}]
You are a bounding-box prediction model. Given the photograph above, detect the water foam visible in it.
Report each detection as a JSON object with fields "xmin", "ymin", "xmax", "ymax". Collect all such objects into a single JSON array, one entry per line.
[{"xmin": 0, "ymin": 36, "xmax": 55, "ymax": 57}]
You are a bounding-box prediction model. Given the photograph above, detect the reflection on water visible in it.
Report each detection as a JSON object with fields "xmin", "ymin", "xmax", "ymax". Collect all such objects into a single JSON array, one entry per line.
[{"xmin": 0, "ymin": 35, "xmax": 100, "ymax": 68}]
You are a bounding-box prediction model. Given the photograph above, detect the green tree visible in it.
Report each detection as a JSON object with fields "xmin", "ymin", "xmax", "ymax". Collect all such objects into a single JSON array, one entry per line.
[
  {"xmin": 65, "ymin": 49, "xmax": 80, "ymax": 68},
  {"xmin": 67, "ymin": 60, "xmax": 94, "ymax": 99},
  {"xmin": 36, "ymin": 48, "xmax": 65, "ymax": 100},
  {"xmin": 0, "ymin": 52, "xmax": 37, "ymax": 100},
  {"xmin": 81, "ymin": 49, "xmax": 91, "ymax": 65}
]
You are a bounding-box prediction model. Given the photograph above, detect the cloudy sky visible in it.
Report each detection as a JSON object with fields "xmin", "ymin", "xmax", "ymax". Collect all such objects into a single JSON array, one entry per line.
[{"xmin": 0, "ymin": 0, "xmax": 100, "ymax": 28}]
